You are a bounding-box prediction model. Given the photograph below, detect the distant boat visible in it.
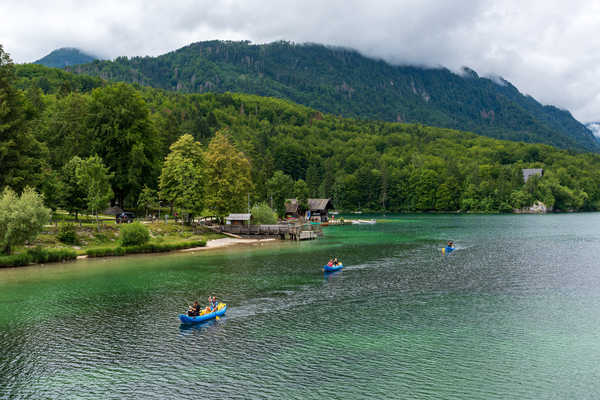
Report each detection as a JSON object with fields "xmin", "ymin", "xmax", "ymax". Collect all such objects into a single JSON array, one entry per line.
[
  {"xmin": 352, "ymin": 219, "xmax": 376, "ymax": 225},
  {"xmin": 352, "ymin": 211, "xmax": 363, "ymax": 214}
]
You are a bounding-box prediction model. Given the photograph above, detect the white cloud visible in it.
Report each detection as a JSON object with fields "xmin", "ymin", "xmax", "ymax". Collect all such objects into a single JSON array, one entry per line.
[{"xmin": 2, "ymin": 0, "xmax": 600, "ymax": 122}]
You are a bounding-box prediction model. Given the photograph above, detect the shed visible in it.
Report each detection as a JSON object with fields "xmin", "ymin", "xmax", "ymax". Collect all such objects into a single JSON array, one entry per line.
[
  {"xmin": 285, "ymin": 198, "xmax": 333, "ymax": 222},
  {"xmin": 225, "ymin": 213, "xmax": 251, "ymax": 225},
  {"xmin": 307, "ymin": 199, "xmax": 334, "ymax": 223},
  {"xmin": 522, "ymin": 168, "xmax": 543, "ymax": 183}
]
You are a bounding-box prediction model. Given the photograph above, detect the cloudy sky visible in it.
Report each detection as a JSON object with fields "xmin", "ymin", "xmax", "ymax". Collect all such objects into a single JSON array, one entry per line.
[{"xmin": 2, "ymin": 0, "xmax": 599, "ymax": 122}]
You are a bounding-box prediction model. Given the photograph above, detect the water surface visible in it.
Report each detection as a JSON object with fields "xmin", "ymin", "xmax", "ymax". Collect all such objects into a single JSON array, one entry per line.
[{"xmin": 2, "ymin": 214, "xmax": 600, "ymax": 399}]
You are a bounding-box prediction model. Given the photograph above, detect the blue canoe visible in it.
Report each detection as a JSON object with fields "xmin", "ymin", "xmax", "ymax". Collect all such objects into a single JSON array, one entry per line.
[
  {"xmin": 179, "ymin": 303, "xmax": 227, "ymax": 324},
  {"xmin": 323, "ymin": 264, "xmax": 344, "ymax": 272},
  {"xmin": 442, "ymin": 246, "xmax": 455, "ymax": 255}
]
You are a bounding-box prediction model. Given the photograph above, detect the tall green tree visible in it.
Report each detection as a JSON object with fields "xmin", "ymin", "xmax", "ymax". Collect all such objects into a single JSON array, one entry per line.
[
  {"xmin": 76, "ymin": 155, "xmax": 114, "ymax": 227},
  {"xmin": 204, "ymin": 131, "xmax": 253, "ymax": 218},
  {"xmin": 293, "ymin": 179, "xmax": 310, "ymax": 215},
  {"xmin": 159, "ymin": 134, "xmax": 205, "ymax": 218},
  {"xmin": 267, "ymin": 171, "xmax": 294, "ymax": 216},
  {"xmin": 0, "ymin": 45, "xmax": 46, "ymax": 192},
  {"xmin": 61, "ymin": 156, "xmax": 87, "ymax": 219},
  {"xmin": 0, "ymin": 187, "xmax": 50, "ymax": 254},
  {"xmin": 87, "ymin": 83, "xmax": 159, "ymax": 207},
  {"xmin": 137, "ymin": 186, "xmax": 158, "ymax": 217}
]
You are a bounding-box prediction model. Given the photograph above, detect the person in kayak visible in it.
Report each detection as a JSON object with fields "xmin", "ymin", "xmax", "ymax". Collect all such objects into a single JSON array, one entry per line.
[
  {"xmin": 210, "ymin": 296, "xmax": 218, "ymax": 311},
  {"xmin": 327, "ymin": 259, "xmax": 334, "ymax": 267},
  {"xmin": 187, "ymin": 301, "xmax": 201, "ymax": 317},
  {"xmin": 333, "ymin": 257, "xmax": 340, "ymax": 266},
  {"xmin": 447, "ymin": 241, "xmax": 454, "ymax": 249}
]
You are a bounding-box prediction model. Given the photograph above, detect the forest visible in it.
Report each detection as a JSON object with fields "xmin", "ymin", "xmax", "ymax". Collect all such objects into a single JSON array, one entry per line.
[
  {"xmin": 4, "ymin": 44, "xmax": 600, "ymax": 219},
  {"xmin": 64, "ymin": 40, "xmax": 600, "ymax": 153}
]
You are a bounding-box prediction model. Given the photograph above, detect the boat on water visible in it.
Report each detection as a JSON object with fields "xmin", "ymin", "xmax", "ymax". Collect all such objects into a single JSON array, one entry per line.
[
  {"xmin": 179, "ymin": 303, "xmax": 227, "ymax": 324},
  {"xmin": 442, "ymin": 246, "xmax": 455, "ymax": 255},
  {"xmin": 352, "ymin": 219, "xmax": 376, "ymax": 225},
  {"xmin": 323, "ymin": 263, "xmax": 344, "ymax": 272}
]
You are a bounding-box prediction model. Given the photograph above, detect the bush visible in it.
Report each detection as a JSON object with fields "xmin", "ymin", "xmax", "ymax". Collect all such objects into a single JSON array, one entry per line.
[
  {"xmin": 57, "ymin": 223, "xmax": 79, "ymax": 245},
  {"xmin": 86, "ymin": 239, "xmax": 206, "ymax": 258},
  {"xmin": 0, "ymin": 247, "xmax": 77, "ymax": 267},
  {"xmin": 251, "ymin": 202, "xmax": 278, "ymax": 225},
  {"xmin": 119, "ymin": 222, "xmax": 150, "ymax": 246}
]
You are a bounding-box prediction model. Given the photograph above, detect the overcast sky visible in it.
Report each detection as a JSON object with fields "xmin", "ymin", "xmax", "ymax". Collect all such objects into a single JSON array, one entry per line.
[{"xmin": 2, "ymin": 0, "xmax": 599, "ymax": 122}]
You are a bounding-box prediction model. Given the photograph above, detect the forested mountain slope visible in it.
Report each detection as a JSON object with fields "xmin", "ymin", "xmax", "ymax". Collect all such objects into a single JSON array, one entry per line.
[
  {"xmin": 66, "ymin": 40, "xmax": 599, "ymax": 152},
  {"xmin": 10, "ymin": 62, "xmax": 600, "ymax": 213},
  {"xmin": 34, "ymin": 47, "xmax": 98, "ymax": 69}
]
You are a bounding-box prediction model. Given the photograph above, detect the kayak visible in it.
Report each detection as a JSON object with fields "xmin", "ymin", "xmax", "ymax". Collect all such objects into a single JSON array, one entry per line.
[
  {"xmin": 323, "ymin": 264, "xmax": 343, "ymax": 272},
  {"xmin": 442, "ymin": 246, "xmax": 455, "ymax": 255},
  {"xmin": 179, "ymin": 303, "xmax": 227, "ymax": 324}
]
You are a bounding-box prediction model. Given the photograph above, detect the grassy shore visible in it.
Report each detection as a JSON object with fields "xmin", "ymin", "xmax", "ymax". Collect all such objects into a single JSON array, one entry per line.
[{"xmin": 0, "ymin": 215, "xmax": 225, "ymax": 268}]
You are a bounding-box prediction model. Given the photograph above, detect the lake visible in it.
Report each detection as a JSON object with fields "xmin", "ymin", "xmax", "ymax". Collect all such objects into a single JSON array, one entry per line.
[{"xmin": 2, "ymin": 214, "xmax": 600, "ymax": 399}]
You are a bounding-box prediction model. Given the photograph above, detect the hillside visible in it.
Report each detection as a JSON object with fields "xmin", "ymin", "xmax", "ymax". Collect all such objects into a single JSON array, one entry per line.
[
  {"xmin": 35, "ymin": 47, "xmax": 97, "ymax": 68},
  {"xmin": 66, "ymin": 40, "xmax": 600, "ymax": 152},
  {"xmin": 9, "ymin": 63, "xmax": 600, "ymax": 213}
]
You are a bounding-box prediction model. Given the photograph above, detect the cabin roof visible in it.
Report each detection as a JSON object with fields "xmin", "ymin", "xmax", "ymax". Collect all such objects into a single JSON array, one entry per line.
[
  {"xmin": 225, "ymin": 213, "xmax": 251, "ymax": 221},
  {"xmin": 285, "ymin": 198, "xmax": 333, "ymax": 213}
]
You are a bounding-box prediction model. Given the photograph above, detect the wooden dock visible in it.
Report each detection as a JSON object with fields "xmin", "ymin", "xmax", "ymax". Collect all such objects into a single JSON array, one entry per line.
[{"xmin": 215, "ymin": 224, "xmax": 321, "ymax": 240}]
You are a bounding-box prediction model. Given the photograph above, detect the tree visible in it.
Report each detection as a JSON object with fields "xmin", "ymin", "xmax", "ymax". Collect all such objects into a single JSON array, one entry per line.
[
  {"xmin": 159, "ymin": 134, "xmax": 205, "ymax": 218},
  {"xmin": 60, "ymin": 156, "xmax": 87, "ymax": 219},
  {"xmin": 204, "ymin": 130, "xmax": 253, "ymax": 218},
  {"xmin": 251, "ymin": 202, "xmax": 278, "ymax": 225},
  {"xmin": 0, "ymin": 45, "xmax": 46, "ymax": 192},
  {"xmin": 0, "ymin": 187, "xmax": 50, "ymax": 254},
  {"xmin": 137, "ymin": 186, "xmax": 157, "ymax": 217},
  {"xmin": 267, "ymin": 170, "xmax": 294, "ymax": 216},
  {"xmin": 293, "ymin": 179, "xmax": 310, "ymax": 215},
  {"xmin": 87, "ymin": 83, "xmax": 160, "ymax": 207},
  {"xmin": 76, "ymin": 155, "xmax": 114, "ymax": 227}
]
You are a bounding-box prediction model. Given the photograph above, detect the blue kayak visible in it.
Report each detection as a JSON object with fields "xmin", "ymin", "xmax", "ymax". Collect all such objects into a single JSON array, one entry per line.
[
  {"xmin": 323, "ymin": 264, "xmax": 343, "ymax": 272},
  {"xmin": 179, "ymin": 303, "xmax": 227, "ymax": 324}
]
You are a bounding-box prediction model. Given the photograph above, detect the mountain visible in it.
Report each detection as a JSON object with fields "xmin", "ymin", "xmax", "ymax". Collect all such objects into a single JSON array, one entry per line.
[
  {"xmin": 67, "ymin": 40, "xmax": 599, "ymax": 152},
  {"xmin": 35, "ymin": 47, "xmax": 98, "ymax": 68}
]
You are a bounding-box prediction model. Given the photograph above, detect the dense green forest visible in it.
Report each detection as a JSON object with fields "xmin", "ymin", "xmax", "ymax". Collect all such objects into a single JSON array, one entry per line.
[
  {"xmin": 65, "ymin": 40, "xmax": 600, "ymax": 152},
  {"xmin": 4, "ymin": 45, "xmax": 600, "ymax": 217}
]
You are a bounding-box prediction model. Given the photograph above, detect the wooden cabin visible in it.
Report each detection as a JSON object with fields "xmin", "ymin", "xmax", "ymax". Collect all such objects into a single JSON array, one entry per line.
[
  {"xmin": 225, "ymin": 213, "xmax": 251, "ymax": 226},
  {"xmin": 285, "ymin": 198, "xmax": 333, "ymax": 223}
]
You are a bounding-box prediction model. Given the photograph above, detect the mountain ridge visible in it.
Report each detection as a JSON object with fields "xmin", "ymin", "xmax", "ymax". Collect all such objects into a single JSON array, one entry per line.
[
  {"xmin": 35, "ymin": 47, "xmax": 98, "ymax": 69},
  {"xmin": 65, "ymin": 40, "xmax": 598, "ymax": 152}
]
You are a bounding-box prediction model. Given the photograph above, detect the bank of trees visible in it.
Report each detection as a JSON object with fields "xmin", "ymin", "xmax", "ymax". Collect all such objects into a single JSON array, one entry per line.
[{"xmin": 4, "ymin": 44, "xmax": 600, "ymax": 223}]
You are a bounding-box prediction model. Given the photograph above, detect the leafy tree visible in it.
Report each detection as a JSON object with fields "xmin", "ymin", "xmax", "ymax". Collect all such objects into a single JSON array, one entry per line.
[
  {"xmin": 267, "ymin": 171, "xmax": 294, "ymax": 216},
  {"xmin": 204, "ymin": 130, "xmax": 253, "ymax": 218},
  {"xmin": 159, "ymin": 134, "xmax": 205, "ymax": 218},
  {"xmin": 0, "ymin": 45, "xmax": 46, "ymax": 192},
  {"xmin": 137, "ymin": 186, "xmax": 157, "ymax": 217},
  {"xmin": 0, "ymin": 187, "xmax": 51, "ymax": 254},
  {"xmin": 87, "ymin": 83, "xmax": 159, "ymax": 207},
  {"xmin": 76, "ymin": 155, "xmax": 114, "ymax": 227},
  {"xmin": 60, "ymin": 156, "xmax": 87, "ymax": 219},
  {"xmin": 293, "ymin": 179, "xmax": 310, "ymax": 214},
  {"xmin": 251, "ymin": 202, "xmax": 278, "ymax": 224}
]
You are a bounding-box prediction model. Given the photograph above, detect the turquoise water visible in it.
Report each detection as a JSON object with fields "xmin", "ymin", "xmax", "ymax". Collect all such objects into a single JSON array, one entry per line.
[{"xmin": 1, "ymin": 214, "xmax": 600, "ymax": 399}]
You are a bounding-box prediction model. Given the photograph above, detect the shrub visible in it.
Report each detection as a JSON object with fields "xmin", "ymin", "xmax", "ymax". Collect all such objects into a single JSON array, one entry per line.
[
  {"xmin": 119, "ymin": 222, "xmax": 150, "ymax": 246},
  {"xmin": 57, "ymin": 223, "xmax": 79, "ymax": 245},
  {"xmin": 0, "ymin": 247, "xmax": 77, "ymax": 267},
  {"xmin": 251, "ymin": 202, "xmax": 278, "ymax": 225}
]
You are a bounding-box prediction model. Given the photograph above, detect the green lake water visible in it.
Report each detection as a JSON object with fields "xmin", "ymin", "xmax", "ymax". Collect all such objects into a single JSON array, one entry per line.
[{"xmin": 2, "ymin": 214, "xmax": 600, "ymax": 399}]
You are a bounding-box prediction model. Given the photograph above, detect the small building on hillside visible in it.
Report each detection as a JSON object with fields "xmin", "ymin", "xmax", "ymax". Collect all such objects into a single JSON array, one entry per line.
[
  {"xmin": 225, "ymin": 213, "xmax": 251, "ymax": 225},
  {"xmin": 285, "ymin": 198, "xmax": 333, "ymax": 223},
  {"xmin": 522, "ymin": 168, "xmax": 544, "ymax": 183}
]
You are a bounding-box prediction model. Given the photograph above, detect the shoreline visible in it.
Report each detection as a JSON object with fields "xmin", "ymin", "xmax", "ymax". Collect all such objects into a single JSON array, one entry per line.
[{"xmin": 74, "ymin": 237, "xmax": 278, "ymax": 260}]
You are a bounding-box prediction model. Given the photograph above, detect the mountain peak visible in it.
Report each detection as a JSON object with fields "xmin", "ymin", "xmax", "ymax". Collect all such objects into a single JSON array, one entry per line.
[{"xmin": 34, "ymin": 47, "xmax": 98, "ymax": 69}]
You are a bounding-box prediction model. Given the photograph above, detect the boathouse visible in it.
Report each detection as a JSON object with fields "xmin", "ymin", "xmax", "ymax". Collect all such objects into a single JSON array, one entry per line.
[
  {"xmin": 522, "ymin": 168, "xmax": 543, "ymax": 183},
  {"xmin": 285, "ymin": 198, "xmax": 333, "ymax": 223},
  {"xmin": 225, "ymin": 213, "xmax": 251, "ymax": 225}
]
